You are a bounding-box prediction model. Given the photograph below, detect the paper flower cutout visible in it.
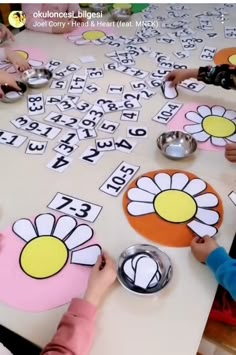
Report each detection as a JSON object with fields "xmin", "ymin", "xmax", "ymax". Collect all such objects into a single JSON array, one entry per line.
[
  {"xmin": 214, "ymin": 47, "xmax": 236, "ymax": 66},
  {"xmin": 184, "ymin": 105, "xmax": 236, "ymax": 146},
  {"xmin": 123, "ymin": 170, "xmax": 223, "ymax": 247},
  {"xmin": 0, "ymin": 213, "xmax": 101, "ymax": 311},
  {"xmin": 0, "ymin": 49, "xmax": 44, "ymax": 74},
  {"xmin": 67, "ymin": 29, "xmax": 109, "ymax": 45}
]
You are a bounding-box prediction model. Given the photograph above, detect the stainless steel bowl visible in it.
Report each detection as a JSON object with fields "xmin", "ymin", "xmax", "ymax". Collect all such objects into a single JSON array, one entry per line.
[
  {"xmin": 117, "ymin": 244, "xmax": 173, "ymax": 295},
  {"xmin": 157, "ymin": 131, "xmax": 197, "ymax": 160},
  {"xmin": 111, "ymin": 8, "xmax": 132, "ymax": 21},
  {"xmin": 21, "ymin": 68, "xmax": 52, "ymax": 88},
  {"xmin": 89, "ymin": 3, "xmax": 110, "ymax": 13},
  {"xmin": 1, "ymin": 81, "xmax": 27, "ymax": 103}
]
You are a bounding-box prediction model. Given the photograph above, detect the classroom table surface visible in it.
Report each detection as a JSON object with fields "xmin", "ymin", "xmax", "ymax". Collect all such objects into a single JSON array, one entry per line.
[{"xmin": 0, "ymin": 4, "xmax": 236, "ymax": 355}]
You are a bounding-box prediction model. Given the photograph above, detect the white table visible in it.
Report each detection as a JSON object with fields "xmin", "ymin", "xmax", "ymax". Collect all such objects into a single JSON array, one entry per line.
[{"xmin": 0, "ymin": 4, "xmax": 236, "ymax": 355}]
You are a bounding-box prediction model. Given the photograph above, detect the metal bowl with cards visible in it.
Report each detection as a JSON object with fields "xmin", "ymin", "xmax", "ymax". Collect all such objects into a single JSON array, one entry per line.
[
  {"xmin": 157, "ymin": 131, "xmax": 197, "ymax": 160},
  {"xmin": 117, "ymin": 244, "xmax": 173, "ymax": 296},
  {"xmin": 1, "ymin": 81, "xmax": 27, "ymax": 103},
  {"xmin": 21, "ymin": 68, "xmax": 52, "ymax": 88},
  {"xmin": 111, "ymin": 8, "xmax": 132, "ymax": 21}
]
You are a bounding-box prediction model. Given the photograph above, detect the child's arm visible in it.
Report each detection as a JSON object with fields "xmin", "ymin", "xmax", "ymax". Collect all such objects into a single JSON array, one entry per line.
[
  {"xmin": 206, "ymin": 247, "xmax": 236, "ymax": 301},
  {"xmin": 41, "ymin": 253, "xmax": 116, "ymax": 355},
  {"xmin": 191, "ymin": 237, "xmax": 236, "ymax": 301},
  {"xmin": 41, "ymin": 299, "xmax": 97, "ymax": 355}
]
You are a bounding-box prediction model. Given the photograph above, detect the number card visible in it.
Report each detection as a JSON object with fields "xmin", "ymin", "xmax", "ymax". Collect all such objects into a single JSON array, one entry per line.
[
  {"xmin": 47, "ymin": 154, "xmax": 73, "ymax": 173},
  {"xmin": 76, "ymin": 100, "xmax": 92, "ymax": 113},
  {"xmin": 115, "ymin": 65, "xmax": 149, "ymax": 79},
  {"xmin": 80, "ymin": 146, "xmax": 104, "ymax": 165},
  {"xmin": 45, "ymin": 59, "xmax": 63, "ymax": 72},
  {"xmin": 130, "ymin": 81, "xmax": 147, "ymax": 91},
  {"xmin": 53, "ymin": 63, "xmax": 80, "ymax": 79},
  {"xmin": 150, "ymin": 68, "xmax": 171, "ymax": 80},
  {"xmin": 152, "ymin": 102, "xmax": 182, "ymax": 124},
  {"xmin": 77, "ymin": 128, "xmax": 97, "ymax": 140},
  {"xmin": 200, "ymin": 46, "xmax": 216, "ymax": 61},
  {"xmin": 87, "ymin": 67, "xmax": 104, "ymax": 79},
  {"xmin": 98, "ymin": 120, "xmax": 120, "ymax": 134},
  {"xmin": 57, "ymin": 98, "xmax": 76, "ymax": 112},
  {"xmin": 156, "ymin": 35, "xmax": 175, "ymax": 44},
  {"xmin": 79, "ymin": 105, "xmax": 104, "ymax": 129},
  {"xmin": 179, "ymin": 80, "xmax": 205, "ymax": 92},
  {"xmin": 224, "ymin": 26, "xmax": 236, "ymax": 38},
  {"xmin": 96, "ymin": 138, "xmax": 115, "ymax": 152},
  {"xmin": 173, "ymin": 51, "xmax": 190, "ymax": 59},
  {"xmin": 199, "ymin": 19, "xmax": 214, "ymax": 31},
  {"xmin": 115, "ymin": 137, "xmax": 137, "ymax": 153},
  {"xmin": 12, "ymin": 116, "xmax": 61, "ymax": 139},
  {"xmin": 107, "ymin": 85, "xmax": 124, "ymax": 94},
  {"xmin": 104, "ymin": 62, "xmax": 119, "ymax": 71},
  {"xmin": 59, "ymin": 131, "xmax": 79, "ymax": 145},
  {"xmin": 54, "ymin": 143, "xmax": 78, "ymax": 156},
  {"xmin": 48, "ymin": 192, "xmax": 102, "ymax": 222},
  {"xmin": 0, "ymin": 129, "xmax": 27, "ymax": 148},
  {"xmin": 45, "ymin": 111, "xmax": 80, "ymax": 129},
  {"xmin": 127, "ymin": 127, "xmax": 148, "ymax": 138},
  {"xmin": 84, "ymin": 83, "xmax": 101, "ymax": 94},
  {"xmin": 205, "ymin": 32, "xmax": 219, "ymax": 39},
  {"xmin": 50, "ymin": 80, "xmax": 67, "ymax": 90},
  {"xmin": 146, "ymin": 79, "xmax": 161, "ymax": 89},
  {"xmin": 46, "ymin": 95, "xmax": 62, "ymax": 105},
  {"xmin": 25, "ymin": 140, "xmax": 47, "ymax": 155},
  {"xmin": 100, "ymin": 161, "xmax": 140, "ymax": 197},
  {"xmin": 102, "ymin": 99, "xmax": 141, "ymax": 113},
  {"xmin": 228, "ymin": 191, "xmax": 236, "ymax": 206},
  {"xmin": 120, "ymin": 110, "xmax": 139, "ymax": 122},
  {"xmin": 68, "ymin": 74, "xmax": 87, "ymax": 94},
  {"xmin": 117, "ymin": 51, "xmax": 135, "ymax": 66},
  {"xmin": 180, "ymin": 37, "xmax": 196, "ymax": 50},
  {"xmin": 62, "ymin": 95, "xmax": 80, "ymax": 104},
  {"xmin": 27, "ymin": 94, "xmax": 45, "ymax": 116}
]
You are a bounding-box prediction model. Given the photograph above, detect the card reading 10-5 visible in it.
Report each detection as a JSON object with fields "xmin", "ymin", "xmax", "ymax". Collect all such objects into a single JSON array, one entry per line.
[
  {"xmin": 48, "ymin": 192, "xmax": 102, "ymax": 222},
  {"xmin": 27, "ymin": 94, "xmax": 45, "ymax": 116}
]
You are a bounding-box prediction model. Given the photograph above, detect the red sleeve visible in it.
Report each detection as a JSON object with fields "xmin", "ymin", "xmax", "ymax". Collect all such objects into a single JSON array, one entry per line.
[{"xmin": 41, "ymin": 299, "xmax": 97, "ymax": 355}]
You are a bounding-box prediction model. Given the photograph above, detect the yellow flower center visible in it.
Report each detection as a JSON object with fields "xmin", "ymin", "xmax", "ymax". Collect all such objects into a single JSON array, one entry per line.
[
  {"xmin": 20, "ymin": 236, "xmax": 68, "ymax": 279},
  {"xmin": 202, "ymin": 115, "xmax": 235, "ymax": 138},
  {"xmin": 154, "ymin": 190, "xmax": 197, "ymax": 223},
  {"xmin": 229, "ymin": 54, "xmax": 236, "ymax": 65},
  {"xmin": 82, "ymin": 30, "xmax": 106, "ymax": 41},
  {"xmin": 14, "ymin": 50, "xmax": 29, "ymax": 60}
]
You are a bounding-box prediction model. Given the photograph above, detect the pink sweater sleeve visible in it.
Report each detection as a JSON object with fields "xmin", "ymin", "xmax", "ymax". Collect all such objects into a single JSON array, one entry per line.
[
  {"xmin": 41, "ymin": 299, "xmax": 97, "ymax": 355},
  {"xmin": 0, "ymin": 48, "xmax": 6, "ymax": 60}
]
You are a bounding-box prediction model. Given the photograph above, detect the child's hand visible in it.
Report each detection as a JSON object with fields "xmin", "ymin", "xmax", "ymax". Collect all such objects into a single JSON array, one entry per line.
[
  {"xmin": 0, "ymin": 24, "xmax": 14, "ymax": 42},
  {"xmin": 0, "ymin": 70, "xmax": 21, "ymax": 98},
  {"xmin": 225, "ymin": 143, "xmax": 236, "ymax": 162},
  {"xmin": 6, "ymin": 49, "xmax": 30, "ymax": 72},
  {"xmin": 165, "ymin": 68, "xmax": 198, "ymax": 87},
  {"xmin": 84, "ymin": 252, "xmax": 117, "ymax": 307},
  {"xmin": 190, "ymin": 236, "xmax": 219, "ymax": 263}
]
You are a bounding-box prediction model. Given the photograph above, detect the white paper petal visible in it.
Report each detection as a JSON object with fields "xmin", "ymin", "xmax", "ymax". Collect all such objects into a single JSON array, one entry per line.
[
  {"xmin": 67, "ymin": 35, "xmax": 82, "ymax": 41},
  {"xmin": 184, "ymin": 124, "xmax": 203, "ymax": 134},
  {"xmin": 13, "ymin": 219, "xmax": 37, "ymax": 242},
  {"xmin": 128, "ymin": 188, "xmax": 155, "ymax": 202},
  {"xmin": 71, "ymin": 245, "xmax": 101, "ymax": 266},
  {"xmin": 154, "ymin": 173, "xmax": 171, "ymax": 191},
  {"xmin": 162, "ymin": 81, "xmax": 178, "ymax": 99},
  {"xmin": 196, "ymin": 208, "xmax": 220, "ymax": 225},
  {"xmin": 137, "ymin": 176, "xmax": 161, "ymax": 194},
  {"xmin": 127, "ymin": 201, "xmax": 155, "ymax": 216},
  {"xmin": 211, "ymin": 105, "xmax": 225, "ymax": 117},
  {"xmin": 53, "ymin": 215, "xmax": 77, "ymax": 240},
  {"xmin": 197, "ymin": 105, "xmax": 212, "ymax": 118},
  {"xmin": 185, "ymin": 111, "xmax": 203, "ymax": 123},
  {"xmin": 65, "ymin": 224, "xmax": 93, "ymax": 250},
  {"xmin": 134, "ymin": 257, "xmax": 158, "ymax": 289},
  {"xmin": 35, "ymin": 214, "xmax": 56, "ymax": 237},
  {"xmin": 211, "ymin": 136, "xmax": 226, "ymax": 146},
  {"xmin": 184, "ymin": 179, "xmax": 207, "ymax": 196},
  {"xmin": 224, "ymin": 110, "xmax": 236, "ymax": 120},
  {"xmin": 123, "ymin": 258, "xmax": 135, "ymax": 281},
  {"xmin": 187, "ymin": 220, "xmax": 217, "ymax": 237},
  {"xmin": 192, "ymin": 130, "xmax": 210, "ymax": 142},
  {"xmin": 195, "ymin": 193, "xmax": 218, "ymax": 208},
  {"xmin": 29, "ymin": 59, "xmax": 43, "ymax": 67},
  {"xmin": 226, "ymin": 133, "xmax": 236, "ymax": 143},
  {"xmin": 171, "ymin": 173, "xmax": 189, "ymax": 190},
  {"xmin": 132, "ymin": 253, "xmax": 148, "ymax": 270},
  {"xmin": 75, "ymin": 39, "xmax": 90, "ymax": 45}
]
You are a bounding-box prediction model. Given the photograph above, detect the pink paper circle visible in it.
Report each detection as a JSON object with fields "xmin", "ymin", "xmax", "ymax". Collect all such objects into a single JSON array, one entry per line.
[
  {"xmin": 167, "ymin": 103, "xmax": 231, "ymax": 152},
  {"xmin": 0, "ymin": 214, "xmax": 99, "ymax": 312}
]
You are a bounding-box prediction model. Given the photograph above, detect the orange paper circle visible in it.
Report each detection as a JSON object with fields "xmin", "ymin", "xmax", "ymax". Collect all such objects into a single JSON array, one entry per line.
[
  {"xmin": 123, "ymin": 169, "xmax": 223, "ymax": 248},
  {"xmin": 214, "ymin": 47, "xmax": 236, "ymax": 66}
]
